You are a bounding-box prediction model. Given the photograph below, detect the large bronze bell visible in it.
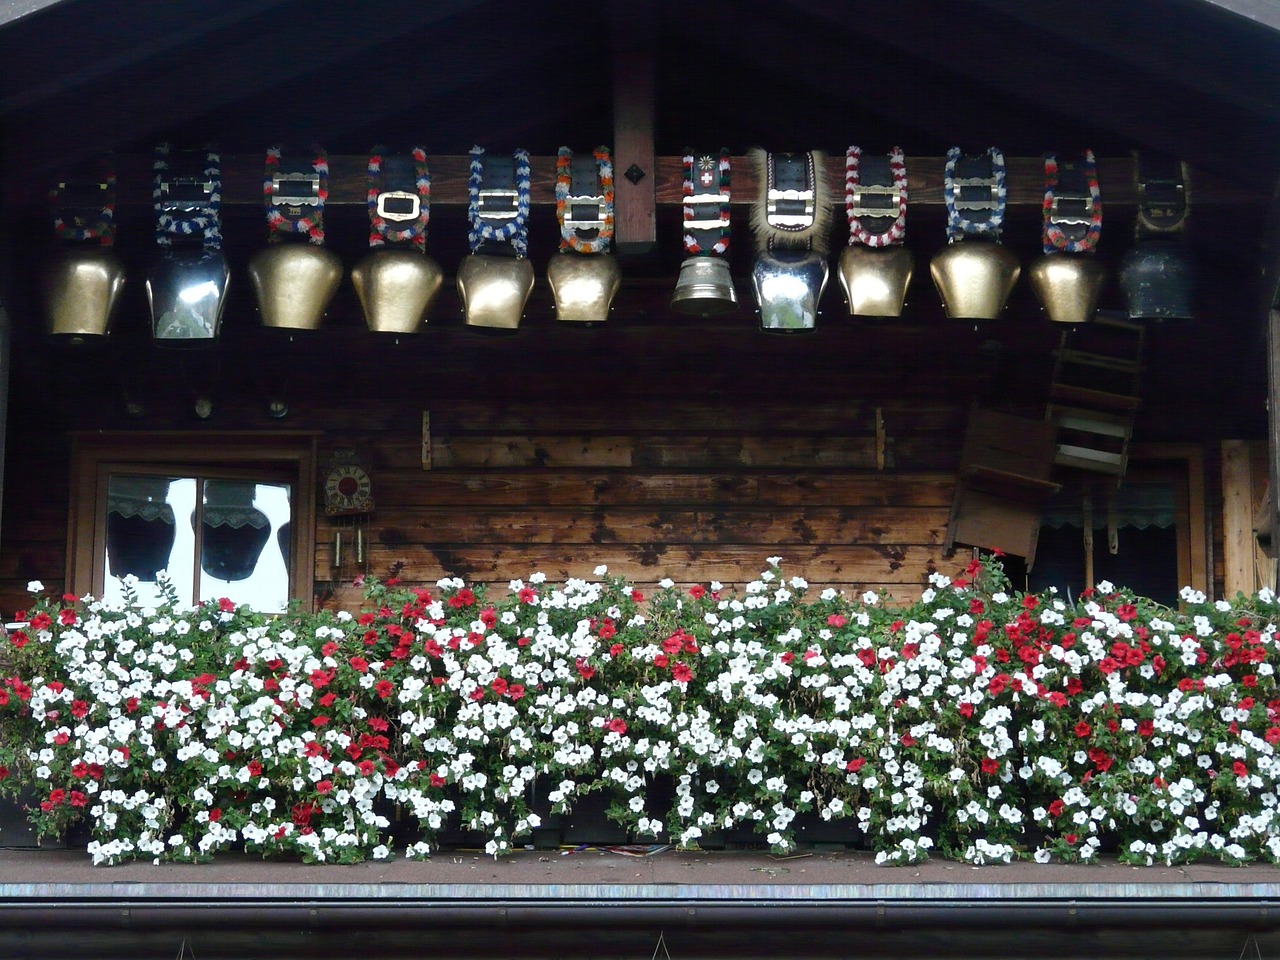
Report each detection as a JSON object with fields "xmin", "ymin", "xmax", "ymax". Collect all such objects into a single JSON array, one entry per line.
[
  {"xmin": 1028, "ymin": 254, "xmax": 1107, "ymax": 324},
  {"xmin": 41, "ymin": 246, "xmax": 126, "ymax": 340},
  {"xmin": 1118, "ymin": 240, "xmax": 1196, "ymax": 321},
  {"xmin": 751, "ymin": 249, "xmax": 828, "ymax": 332},
  {"xmin": 351, "ymin": 248, "xmax": 444, "ymax": 334},
  {"xmin": 248, "ymin": 243, "xmax": 343, "ymax": 332},
  {"xmin": 147, "ymin": 252, "xmax": 230, "ymax": 344},
  {"xmin": 547, "ymin": 253, "xmax": 620, "ymax": 324},
  {"xmin": 670, "ymin": 257, "xmax": 738, "ymax": 316},
  {"xmin": 929, "ymin": 241, "xmax": 1020, "ymax": 321},
  {"xmin": 457, "ymin": 253, "xmax": 535, "ymax": 330},
  {"xmin": 837, "ymin": 245, "xmax": 913, "ymax": 318}
]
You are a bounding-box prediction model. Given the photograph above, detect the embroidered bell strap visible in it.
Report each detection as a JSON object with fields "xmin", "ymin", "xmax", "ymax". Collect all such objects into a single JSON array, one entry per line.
[
  {"xmin": 1042, "ymin": 150, "xmax": 1102, "ymax": 254},
  {"xmin": 1134, "ymin": 155, "xmax": 1190, "ymax": 238},
  {"xmin": 153, "ymin": 143, "xmax": 222, "ymax": 253},
  {"xmin": 50, "ymin": 154, "xmax": 116, "ymax": 245},
  {"xmin": 682, "ymin": 150, "xmax": 731, "ymax": 257},
  {"xmin": 944, "ymin": 147, "xmax": 1006, "ymax": 241},
  {"xmin": 264, "ymin": 146, "xmax": 329, "ymax": 245},
  {"xmin": 765, "ymin": 151, "xmax": 818, "ymax": 250},
  {"xmin": 555, "ymin": 146, "xmax": 614, "ymax": 254},
  {"xmin": 845, "ymin": 146, "xmax": 907, "ymax": 248},
  {"xmin": 367, "ymin": 147, "xmax": 430, "ymax": 249},
  {"xmin": 467, "ymin": 146, "xmax": 531, "ymax": 257}
]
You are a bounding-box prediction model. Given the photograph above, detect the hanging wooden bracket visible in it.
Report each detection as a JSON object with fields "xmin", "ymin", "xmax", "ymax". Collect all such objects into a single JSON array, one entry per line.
[{"xmin": 421, "ymin": 411, "xmax": 432, "ymax": 471}]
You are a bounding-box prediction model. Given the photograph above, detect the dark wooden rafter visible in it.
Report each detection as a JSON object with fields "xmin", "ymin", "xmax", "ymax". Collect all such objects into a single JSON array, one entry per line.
[
  {"xmin": 964, "ymin": 0, "xmax": 1280, "ymax": 122},
  {"xmin": 781, "ymin": 0, "xmax": 1280, "ymax": 187},
  {"xmin": 0, "ymin": 0, "xmax": 492, "ymax": 191},
  {"xmin": 610, "ymin": 0, "xmax": 657, "ymax": 253}
]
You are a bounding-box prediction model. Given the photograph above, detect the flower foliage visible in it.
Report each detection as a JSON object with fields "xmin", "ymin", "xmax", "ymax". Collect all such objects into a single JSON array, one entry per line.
[{"xmin": 3, "ymin": 558, "xmax": 1280, "ymax": 867}]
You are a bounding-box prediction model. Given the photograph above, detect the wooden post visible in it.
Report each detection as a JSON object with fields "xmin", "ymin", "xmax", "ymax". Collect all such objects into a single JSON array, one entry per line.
[
  {"xmin": 610, "ymin": 0, "xmax": 656, "ymax": 255},
  {"xmin": 1270, "ymin": 307, "xmax": 1280, "ymax": 589},
  {"xmin": 1222, "ymin": 439, "xmax": 1257, "ymax": 596}
]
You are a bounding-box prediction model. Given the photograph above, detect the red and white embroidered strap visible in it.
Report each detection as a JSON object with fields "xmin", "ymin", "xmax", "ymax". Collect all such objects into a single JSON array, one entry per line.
[
  {"xmin": 845, "ymin": 146, "xmax": 907, "ymax": 248},
  {"xmin": 1041, "ymin": 150, "xmax": 1102, "ymax": 255}
]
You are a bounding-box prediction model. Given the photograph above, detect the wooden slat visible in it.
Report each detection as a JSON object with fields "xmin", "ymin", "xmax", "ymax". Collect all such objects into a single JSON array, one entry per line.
[
  {"xmin": 366, "ymin": 471, "xmax": 955, "ymax": 507},
  {"xmin": 1222, "ymin": 439, "xmax": 1257, "ymax": 596},
  {"xmin": 319, "ymin": 580, "xmax": 928, "ymax": 612},
  {"xmin": 320, "ymin": 506, "xmax": 948, "ymax": 547},
  {"xmin": 313, "ymin": 543, "xmax": 946, "ymax": 586}
]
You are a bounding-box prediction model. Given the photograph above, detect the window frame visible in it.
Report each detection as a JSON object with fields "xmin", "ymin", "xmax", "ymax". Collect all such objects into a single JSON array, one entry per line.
[{"xmin": 67, "ymin": 432, "xmax": 318, "ymax": 610}]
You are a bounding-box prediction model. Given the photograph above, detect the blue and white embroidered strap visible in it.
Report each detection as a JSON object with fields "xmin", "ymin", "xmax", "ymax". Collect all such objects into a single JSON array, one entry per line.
[
  {"xmin": 467, "ymin": 146, "xmax": 531, "ymax": 257},
  {"xmin": 944, "ymin": 147, "xmax": 1006, "ymax": 242},
  {"xmin": 153, "ymin": 143, "xmax": 222, "ymax": 253}
]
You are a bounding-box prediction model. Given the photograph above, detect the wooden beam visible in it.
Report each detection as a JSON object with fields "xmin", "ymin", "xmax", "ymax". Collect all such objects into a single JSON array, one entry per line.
[
  {"xmin": 94, "ymin": 153, "xmax": 1254, "ymax": 209},
  {"xmin": 610, "ymin": 0, "xmax": 657, "ymax": 254},
  {"xmin": 1222, "ymin": 439, "xmax": 1258, "ymax": 595}
]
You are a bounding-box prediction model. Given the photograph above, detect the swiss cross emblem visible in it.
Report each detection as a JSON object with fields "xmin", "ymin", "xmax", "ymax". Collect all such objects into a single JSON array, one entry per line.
[{"xmin": 697, "ymin": 157, "xmax": 716, "ymax": 188}]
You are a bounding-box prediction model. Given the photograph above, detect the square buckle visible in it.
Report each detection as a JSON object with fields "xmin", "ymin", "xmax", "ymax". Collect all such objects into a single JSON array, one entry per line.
[
  {"xmin": 685, "ymin": 196, "xmax": 729, "ymax": 231},
  {"xmin": 477, "ymin": 188, "xmax": 518, "ymax": 219},
  {"xmin": 565, "ymin": 194, "xmax": 607, "ymax": 231},
  {"xmin": 766, "ymin": 188, "xmax": 816, "ymax": 228},
  {"xmin": 850, "ymin": 183, "xmax": 901, "ymax": 219},
  {"xmin": 271, "ymin": 171, "xmax": 322, "ymax": 206},
  {"xmin": 159, "ymin": 176, "xmax": 214, "ymax": 211},
  {"xmin": 951, "ymin": 177, "xmax": 998, "ymax": 213},
  {"xmin": 376, "ymin": 190, "xmax": 421, "ymax": 222},
  {"xmin": 1049, "ymin": 191, "xmax": 1095, "ymax": 226}
]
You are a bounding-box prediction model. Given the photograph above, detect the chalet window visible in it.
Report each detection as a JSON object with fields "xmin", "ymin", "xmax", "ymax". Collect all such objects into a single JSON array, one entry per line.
[
  {"xmin": 1002, "ymin": 446, "xmax": 1208, "ymax": 605},
  {"xmin": 68, "ymin": 434, "xmax": 317, "ymax": 611}
]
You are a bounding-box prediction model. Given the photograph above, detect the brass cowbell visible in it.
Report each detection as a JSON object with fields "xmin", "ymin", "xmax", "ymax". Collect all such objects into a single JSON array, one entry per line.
[
  {"xmin": 930, "ymin": 241, "xmax": 1021, "ymax": 321},
  {"xmin": 837, "ymin": 245, "xmax": 914, "ymax": 317},
  {"xmin": 248, "ymin": 243, "xmax": 343, "ymax": 331},
  {"xmin": 1028, "ymin": 254, "xmax": 1107, "ymax": 324},
  {"xmin": 351, "ymin": 248, "xmax": 444, "ymax": 334},
  {"xmin": 457, "ymin": 254, "xmax": 535, "ymax": 330},
  {"xmin": 42, "ymin": 246, "xmax": 127, "ymax": 340},
  {"xmin": 548, "ymin": 253, "xmax": 621, "ymax": 324}
]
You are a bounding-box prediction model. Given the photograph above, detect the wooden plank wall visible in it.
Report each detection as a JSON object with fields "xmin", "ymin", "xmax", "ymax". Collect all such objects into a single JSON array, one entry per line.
[
  {"xmin": 0, "ymin": 314, "xmax": 988, "ymax": 613},
  {"xmin": 316, "ymin": 398, "xmax": 963, "ymax": 609}
]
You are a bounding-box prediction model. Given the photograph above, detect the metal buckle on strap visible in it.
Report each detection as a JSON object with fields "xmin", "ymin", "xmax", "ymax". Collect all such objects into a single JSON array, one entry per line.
[
  {"xmin": 376, "ymin": 189, "xmax": 421, "ymax": 222},
  {"xmin": 1137, "ymin": 178, "xmax": 1187, "ymax": 230},
  {"xmin": 850, "ymin": 182, "xmax": 900, "ymax": 219},
  {"xmin": 951, "ymin": 177, "xmax": 998, "ymax": 213},
  {"xmin": 565, "ymin": 193, "xmax": 607, "ymax": 232},
  {"xmin": 272, "ymin": 170, "xmax": 321, "ymax": 206},
  {"xmin": 686, "ymin": 195, "xmax": 729, "ymax": 230},
  {"xmin": 160, "ymin": 176, "xmax": 214, "ymax": 211},
  {"xmin": 478, "ymin": 188, "xmax": 518, "ymax": 219},
  {"xmin": 767, "ymin": 188, "xmax": 816, "ymax": 228},
  {"xmin": 1049, "ymin": 190, "xmax": 1095, "ymax": 226}
]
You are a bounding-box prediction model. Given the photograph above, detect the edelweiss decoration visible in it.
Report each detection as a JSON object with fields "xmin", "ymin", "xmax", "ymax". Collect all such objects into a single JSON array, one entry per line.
[
  {"xmin": 457, "ymin": 146, "xmax": 535, "ymax": 330},
  {"xmin": 1119, "ymin": 154, "xmax": 1195, "ymax": 321},
  {"xmin": 42, "ymin": 154, "xmax": 126, "ymax": 339},
  {"xmin": 1029, "ymin": 150, "xmax": 1107, "ymax": 324},
  {"xmin": 930, "ymin": 146, "xmax": 1021, "ymax": 320},
  {"xmin": 670, "ymin": 150, "xmax": 738, "ymax": 316},
  {"xmin": 145, "ymin": 143, "xmax": 230, "ymax": 344},
  {"xmin": 248, "ymin": 145, "xmax": 344, "ymax": 332},
  {"xmin": 748, "ymin": 148, "xmax": 831, "ymax": 332},
  {"xmin": 838, "ymin": 146, "xmax": 913, "ymax": 317},
  {"xmin": 351, "ymin": 147, "xmax": 443, "ymax": 335},
  {"xmin": 548, "ymin": 146, "xmax": 620, "ymax": 324}
]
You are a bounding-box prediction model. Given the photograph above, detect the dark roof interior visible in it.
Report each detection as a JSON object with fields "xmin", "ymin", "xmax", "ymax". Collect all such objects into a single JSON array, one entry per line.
[{"xmin": 3, "ymin": 0, "xmax": 1280, "ymax": 188}]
